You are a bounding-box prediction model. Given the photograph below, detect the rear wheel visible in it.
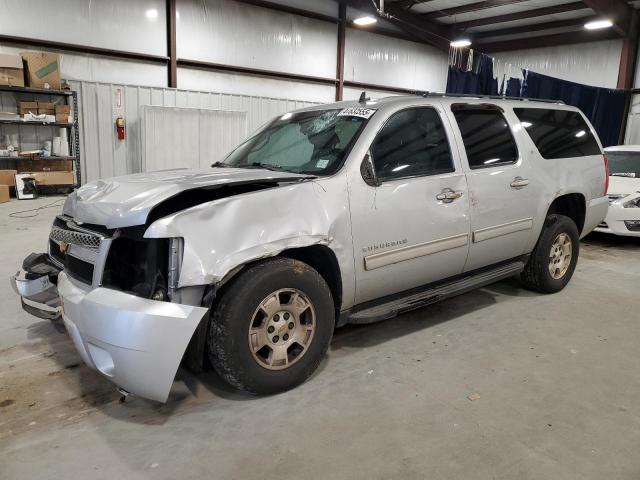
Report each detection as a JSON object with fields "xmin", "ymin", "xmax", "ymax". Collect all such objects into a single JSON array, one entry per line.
[
  {"xmin": 521, "ymin": 214, "xmax": 580, "ymax": 293},
  {"xmin": 207, "ymin": 257, "xmax": 334, "ymax": 394}
]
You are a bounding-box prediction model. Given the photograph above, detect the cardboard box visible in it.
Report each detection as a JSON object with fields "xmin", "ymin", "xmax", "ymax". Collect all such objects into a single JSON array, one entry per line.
[
  {"xmin": 37, "ymin": 102, "xmax": 54, "ymax": 110},
  {"xmin": 0, "ymin": 53, "xmax": 24, "ymax": 87},
  {"xmin": 0, "ymin": 185, "xmax": 9, "ymax": 203},
  {"xmin": 19, "ymin": 101, "xmax": 38, "ymax": 115},
  {"xmin": 55, "ymin": 113, "xmax": 69, "ymax": 123},
  {"xmin": 17, "ymin": 171, "xmax": 74, "ymax": 187},
  {"xmin": 38, "ymin": 108, "xmax": 55, "ymax": 115},
  {"xmin": 0, "ymin": 169, "xmax": 17, "ymax": 187},
  {"xmin": 40, "ymin": 171, "xmax": 74, "ymax": 185},
  {"xmin": 17, "ymin": 159, "xmax": 73, "ymax": 172},
  {"xmin": 54, "ymin": 104, "xmax": 70, "ymax": 114},
  {"xmin": 21, "ymin": 51, "xmax": 61, "ymax": 90}
]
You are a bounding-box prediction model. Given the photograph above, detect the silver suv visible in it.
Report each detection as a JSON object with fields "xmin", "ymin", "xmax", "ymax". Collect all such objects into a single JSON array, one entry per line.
[{"xmin": 13, "ymin": 94, "xmax": 609, "ymax": 402}]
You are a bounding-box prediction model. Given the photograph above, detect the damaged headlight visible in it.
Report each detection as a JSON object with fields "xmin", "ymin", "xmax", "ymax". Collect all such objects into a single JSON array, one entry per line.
[
  {"xmin": 102, "ymin": 234, "xmax": 182, "ymax": 301},
  {"xmin": 623, "ymin": 196, "xmax": 640, "ymax": 208}
]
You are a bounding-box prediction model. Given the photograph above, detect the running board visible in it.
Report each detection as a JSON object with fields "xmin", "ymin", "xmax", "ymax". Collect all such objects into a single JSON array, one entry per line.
[{"xmin": 346, "ymin": 260, "xmax": 526, "ymax": 325}]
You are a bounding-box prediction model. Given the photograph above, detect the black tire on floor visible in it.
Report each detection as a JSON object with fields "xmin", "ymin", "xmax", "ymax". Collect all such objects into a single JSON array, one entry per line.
[
  {"xmin": 207, "ymin": 257, "xmax": 335, "ymax": 394},
  {"xmin": 520, "ymin": 214, "xmax": 580, "ymax": 294}
]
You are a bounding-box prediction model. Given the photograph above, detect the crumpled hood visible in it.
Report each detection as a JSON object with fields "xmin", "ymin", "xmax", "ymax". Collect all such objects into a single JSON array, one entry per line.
[{"xmin": 63, "ymin": 167, "xmax": 313, "ymax": 229}]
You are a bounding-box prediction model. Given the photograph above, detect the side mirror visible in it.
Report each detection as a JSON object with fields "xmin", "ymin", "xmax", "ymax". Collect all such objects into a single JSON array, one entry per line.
[{"xmin": 360, "ymin": 151, "xmax": 380, "ymax": 187}]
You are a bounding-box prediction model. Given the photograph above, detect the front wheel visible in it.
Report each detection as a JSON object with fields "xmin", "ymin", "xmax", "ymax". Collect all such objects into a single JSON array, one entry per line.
[
  {"xmin": 207, "ymin": 257, "xmax": 334, "ymax": 394},
  {"xmin": 521, "ymin": 214, "xmax": 580, "ymax": 293}
]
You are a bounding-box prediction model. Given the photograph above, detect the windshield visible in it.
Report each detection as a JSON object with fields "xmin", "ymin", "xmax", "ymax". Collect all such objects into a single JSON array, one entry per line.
[
  {"xmin": 220, "ymin": 108, "xmax": 372, "ymax": 175},
  {"xmin": 608, "ymin": 151, "xmax": 640, "ymax": 178}
]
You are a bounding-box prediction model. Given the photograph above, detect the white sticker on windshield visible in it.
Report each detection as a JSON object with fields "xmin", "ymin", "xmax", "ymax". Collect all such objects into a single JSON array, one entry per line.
[
  {"xmin": 338, "ymin": 107, "xmax": 376, "ymax": 119},
  {"xmin": 316, "ymin": 159, "xmax": 330, "ymax": 168},
  {"xmin": 611, "ymin": 172, "xmax": 636, "ymax": 178}
]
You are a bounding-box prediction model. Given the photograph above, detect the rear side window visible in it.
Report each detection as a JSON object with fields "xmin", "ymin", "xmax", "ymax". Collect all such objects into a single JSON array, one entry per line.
[
  {"xmin": 370, "ymin": 107, "xmax": 454, "ymax": 181},
  {"xmin": 452, "ymin": 107, "xmax": 518, "ymax": 169},
  {"xmin": 513, "ymin": 108, "xmax": 601, "ymax": 159}
]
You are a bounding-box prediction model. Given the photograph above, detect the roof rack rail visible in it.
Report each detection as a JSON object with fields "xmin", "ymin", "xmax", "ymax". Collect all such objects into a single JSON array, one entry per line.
[{"xmin": 414, "ymin": 91, "xmax": 565, "ymax": 105}]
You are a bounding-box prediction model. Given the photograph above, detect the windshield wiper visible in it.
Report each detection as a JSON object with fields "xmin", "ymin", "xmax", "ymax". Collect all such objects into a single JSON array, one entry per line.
[
  {"xmin": 211, "ymin": 161, "xmax": 226, "ymax": 168},
  {"xmin": 246, "ymin": 162, "xmax": 288, "ymax": 172}
]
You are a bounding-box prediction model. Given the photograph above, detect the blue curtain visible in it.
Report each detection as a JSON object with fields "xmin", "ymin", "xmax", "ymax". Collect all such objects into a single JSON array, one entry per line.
[
  {"xmin": 446, "ymin": 54, "xmax": 498, "ymax": 95},
  {"xmin": 522, "ymin": 70, "xmax": 627, "ymax": 147}
]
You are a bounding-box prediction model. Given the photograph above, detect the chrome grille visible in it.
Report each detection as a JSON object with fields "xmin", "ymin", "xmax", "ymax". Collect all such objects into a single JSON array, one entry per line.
[
  {"xmin": 48, "ymin": 215, "xmax": 112, "ymax": 286},
  {"xmin": 50, "ymin": 225, "xmax": 101, "ymax": 250}
]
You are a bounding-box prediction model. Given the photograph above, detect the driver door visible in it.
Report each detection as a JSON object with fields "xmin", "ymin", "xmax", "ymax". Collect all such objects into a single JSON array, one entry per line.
[{"xmin": 348, "ymin": 106, "xmax": 471, "ymax": 304}]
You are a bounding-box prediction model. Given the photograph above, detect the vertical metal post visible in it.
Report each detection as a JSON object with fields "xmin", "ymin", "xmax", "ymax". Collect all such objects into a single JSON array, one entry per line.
[
  {"xmin": 167, "ymin": 0, "xmax": 178, "ymax": 88},
  {"xmin": 617, "ymin": 11, "xmax": 639, "ymax": 144},
  {"xmin": 335, "ymin": 3, "xmax": 346, "ymax": 101}
]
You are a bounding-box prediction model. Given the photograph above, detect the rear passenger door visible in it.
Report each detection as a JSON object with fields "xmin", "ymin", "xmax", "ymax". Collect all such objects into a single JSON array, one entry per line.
[{"xmin": 446, "ymin": 104, "xmax": 542, "ymax": 272}]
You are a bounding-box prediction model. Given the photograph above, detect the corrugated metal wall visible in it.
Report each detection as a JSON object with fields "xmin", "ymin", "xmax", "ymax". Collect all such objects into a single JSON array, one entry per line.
[{"xmin": 68, "ymin": 80, "xmax": 320, "ymax": 184}]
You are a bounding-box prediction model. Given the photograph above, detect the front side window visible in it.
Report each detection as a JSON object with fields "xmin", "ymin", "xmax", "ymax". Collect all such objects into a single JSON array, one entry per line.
[
  {"xmin": 452, "ymin": 106, "xmax": 519, "ymax": 169},
  {"xmin": 607, "ymin": 151, "xmax": 640, "ymax": 178},
  {"xmin": 513, "ymin": 108, "xmax": 601, "ymax": 159},
  {"xmin": 222, "ymin": 108, "xmax": 370, "ymax": 175},
  {"xmin": 370, "ymin": 108, "xmax": 454, "ymax": 182}
]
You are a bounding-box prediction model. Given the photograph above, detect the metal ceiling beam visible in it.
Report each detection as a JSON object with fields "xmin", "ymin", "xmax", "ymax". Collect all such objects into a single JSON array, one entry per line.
[
  {"xmin": 582, "ymin": 0, "xmax": 633, "ymax": 36},
  {"xmin": 454, "ymin": 2, "xmax": 587, "ymax": 30},
  {"xmin": 474, "ymin": 16, "xmax": 597, "ymax": 40},
  {"xmin": 480, "ymin": 28, "xmax": 620, "ymax": 52},
  {"xmin": 339, "ymin": 0, "xmax": 455, "ymax": 51},
  {"xmin": 422, "ymin": 0, "xmax": 532, "ymax": 20}
]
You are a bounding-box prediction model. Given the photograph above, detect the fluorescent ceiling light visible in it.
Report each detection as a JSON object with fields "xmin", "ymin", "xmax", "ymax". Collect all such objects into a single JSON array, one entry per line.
[
  {"xmin": 450, "ymin": 39, "xmax": 472, "ymax": 48},
  {"xmin": 353, "ymin": 16, "xmax": 377, "ymax": 26},
  {"xmin": 145, "ymin": 8, "xmax": 158, "ymax": 20},
  {"xmin": 575, "ymin": 130, "xmax": 586, "ymax": 138},
  {"xmin": 521, "ymin": 122, "xmax": 533, "ymax": 128},
  {"xmin": 585, "ymin": 19, "xmax": 613, "ymax": 30}
]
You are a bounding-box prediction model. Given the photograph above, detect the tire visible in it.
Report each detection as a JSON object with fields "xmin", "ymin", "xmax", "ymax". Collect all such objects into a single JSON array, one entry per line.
[
  {"xmin": 520, "ymin": 214, "xmax": 580, "ymax": 293},
  {"xmin": 207, "ymin": 257, "xmax": 335, "ymax": 394}
]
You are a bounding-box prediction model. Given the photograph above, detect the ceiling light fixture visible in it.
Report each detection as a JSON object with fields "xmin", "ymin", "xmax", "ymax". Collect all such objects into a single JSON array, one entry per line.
[
  {"xmin": 584, "ymin": 19, "xmax": 613, "ymax": 30},
  {"xmin": 353, "ymin": 16, "xmax": 377, "ymax": 26},
  {"xmin": 450, "ymin": 39, "xmax": 472, "ymax": 48},
  {"xmin": 145, "ymin": 8, "xmax": 159, "ymax": 20}
]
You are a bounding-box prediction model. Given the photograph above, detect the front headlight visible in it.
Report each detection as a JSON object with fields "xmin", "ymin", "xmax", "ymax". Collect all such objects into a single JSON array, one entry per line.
[{"xmin": 623, "ymin": 196, "xmax": 640, "ymax": 208}]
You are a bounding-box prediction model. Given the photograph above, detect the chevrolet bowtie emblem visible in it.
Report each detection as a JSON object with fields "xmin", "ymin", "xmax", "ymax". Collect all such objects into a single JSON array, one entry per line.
[{"xmin": 58, "ymin": 241, "xmax": 69, "ymax": 253}]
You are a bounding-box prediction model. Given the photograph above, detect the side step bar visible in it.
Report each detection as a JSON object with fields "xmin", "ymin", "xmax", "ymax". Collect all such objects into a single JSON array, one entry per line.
[{"xmin": 346, "ymin": 260, "xmax": 526, "ymax": 325}]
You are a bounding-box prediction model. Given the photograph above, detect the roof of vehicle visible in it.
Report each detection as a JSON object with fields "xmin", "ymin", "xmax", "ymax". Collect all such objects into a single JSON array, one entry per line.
[
  {"xmin": 296, "ymin": 92, "xmax": 577, "ymax": 115},
  {"xmin": 604, "ymin": 145, "xmax": 640, "ymax": 153}
]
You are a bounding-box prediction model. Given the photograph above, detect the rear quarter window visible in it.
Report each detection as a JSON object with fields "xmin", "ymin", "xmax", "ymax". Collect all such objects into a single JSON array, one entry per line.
[{"xmin": 513, "ymin": 108, "xmax": 601, "ymax": 159}]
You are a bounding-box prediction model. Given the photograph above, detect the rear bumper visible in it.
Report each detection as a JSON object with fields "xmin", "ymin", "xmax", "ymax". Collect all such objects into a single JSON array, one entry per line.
[{"xmin": 57, "ymin": 272, "xmax": 208, "ymax": 402}]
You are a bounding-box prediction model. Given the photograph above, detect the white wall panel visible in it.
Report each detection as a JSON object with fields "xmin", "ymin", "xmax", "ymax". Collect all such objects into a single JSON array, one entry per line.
[
  {"xmin": 343, "ymin": 87, "xmax": 402, "ymax": 101},
  {"xmin": 0, "ymin": 43, "xmax": 167, "ymax": 88},
  {"xmin": 68, "ymin": 80, "xmax": 320, "ymax": 184},
  {"xmin": 178, "ymin": 67, "xmax": 335, "ymax": 103},
  {"xmin": 345, "ymin": 29, "xmax": 448, "ymax": 92},
  {"xmin": 142, "ymin": 107, "xmax": 247, "ymax": 171},
  {"xmin": 177, "ymin": 0, "xmax": 337, "ymax": 78},
  {"xmin": 624, "ymin": 94, "xmax": 640, "ymax": 145},
  {"xmin": 492, "ymin": 40, "xmax": 623, "ymax": 89},
  {"xmin": 0, "ymin": 0, "xmax": 166, "ymax": 56}
]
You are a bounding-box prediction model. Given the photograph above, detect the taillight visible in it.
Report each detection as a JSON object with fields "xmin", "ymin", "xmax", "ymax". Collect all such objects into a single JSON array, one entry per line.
[{"xmin": 603, "ymin": 154, "xmax": 610, "ymax": 195}]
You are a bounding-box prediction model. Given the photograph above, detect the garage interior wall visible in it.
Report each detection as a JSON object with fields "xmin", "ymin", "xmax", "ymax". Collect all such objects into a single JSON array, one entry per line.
[
  {"xmin": 491, "ymin": 39, "xmax": 624, "ymax": 89},
  {"xmin": 0, "ymin": 0, "xmax": 638, "ymax": 182}
]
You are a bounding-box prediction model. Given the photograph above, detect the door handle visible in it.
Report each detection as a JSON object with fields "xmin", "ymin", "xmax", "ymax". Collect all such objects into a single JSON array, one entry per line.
[
  {"xmin": 510, "ymin": 177, "xmax": 530, "ymax": 190},
  {"xmin": 436, "ymin": 188, "xmax": 464, "ymax": 203}
]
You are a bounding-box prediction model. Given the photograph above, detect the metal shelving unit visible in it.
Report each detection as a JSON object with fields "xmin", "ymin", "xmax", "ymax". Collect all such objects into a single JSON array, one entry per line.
[{"xmin": 0, "ymin": 85, "xmax": 80, "ymax": 188}]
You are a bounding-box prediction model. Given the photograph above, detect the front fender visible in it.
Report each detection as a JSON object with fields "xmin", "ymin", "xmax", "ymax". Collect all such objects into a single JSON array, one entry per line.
[{"xmin": 143, "ymin": 178, "xmax": 355, "ymax": 307}]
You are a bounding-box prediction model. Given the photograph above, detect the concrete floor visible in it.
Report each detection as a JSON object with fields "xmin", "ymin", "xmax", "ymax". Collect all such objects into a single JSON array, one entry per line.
[{"xmin": 1, "ymin": 196, "xmax": 640, "ymax": 480}]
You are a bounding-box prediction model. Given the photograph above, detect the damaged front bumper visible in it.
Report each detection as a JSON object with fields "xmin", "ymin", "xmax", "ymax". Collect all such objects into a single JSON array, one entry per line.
[{"xmin": 12, "ymin": 255, "xmax": 208, "ymax": 403}]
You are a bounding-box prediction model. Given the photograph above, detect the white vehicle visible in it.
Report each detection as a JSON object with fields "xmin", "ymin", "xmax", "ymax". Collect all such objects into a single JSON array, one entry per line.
[
  {"xmin": 12, "ymin": 94, "xmax": 609, "ymax": 402},
  {"xmin": 595, "ymin": 145, "xmax": 640, "ymax": 237}
]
